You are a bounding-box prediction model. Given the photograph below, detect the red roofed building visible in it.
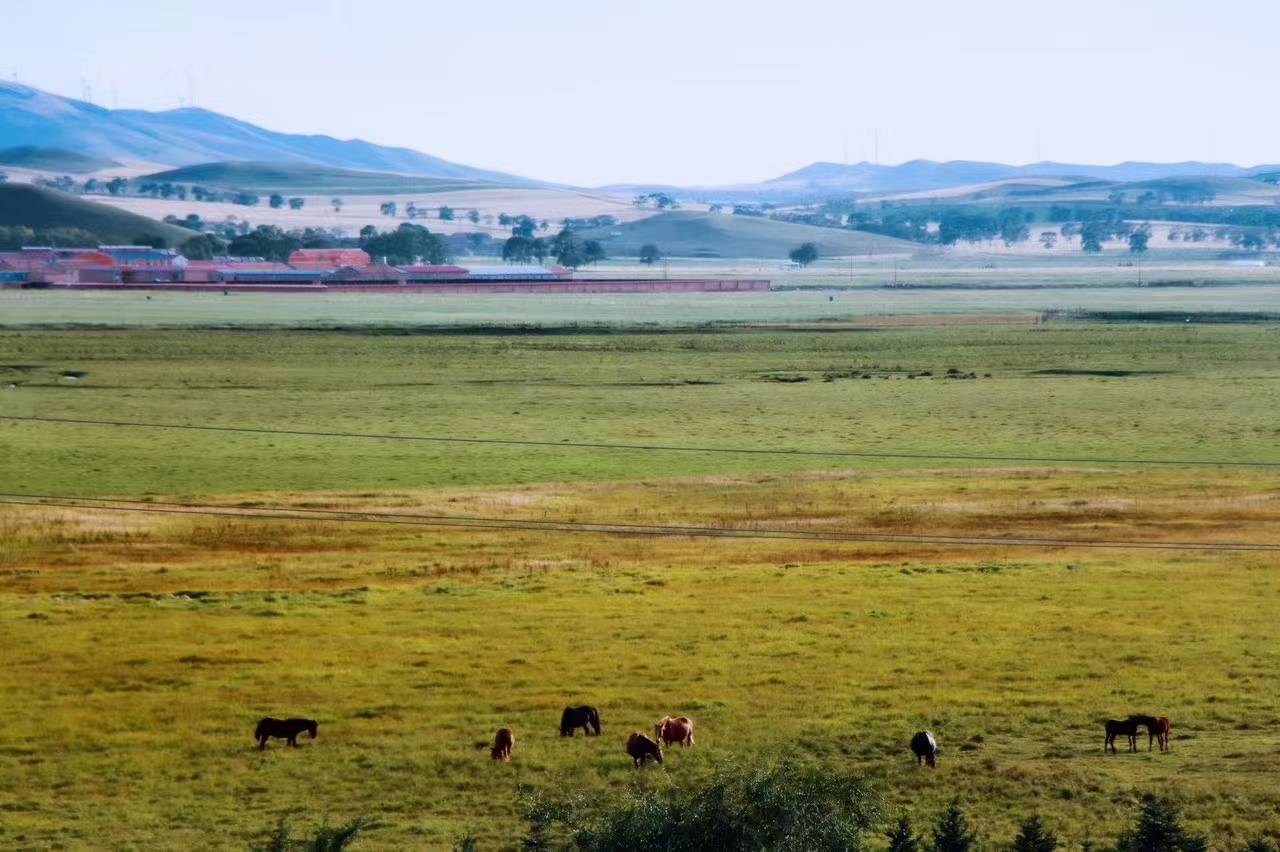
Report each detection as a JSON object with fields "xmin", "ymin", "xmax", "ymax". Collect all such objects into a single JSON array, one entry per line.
[{"xmin": 288, "ymin": 248, "xmax": 371, "ymax": 270}]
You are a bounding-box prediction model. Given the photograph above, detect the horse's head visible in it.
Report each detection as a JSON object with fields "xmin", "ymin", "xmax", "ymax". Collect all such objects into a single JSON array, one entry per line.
[
  {"xmin": 653, "ymin": 722, "xmax": 663, "ymax": 741},
  {"xmin": 653, "ymin": 743, "xmax": 663, "ymax": 764},
  {"xmin": 307, "ymin": 721, "xmax": 318, "ymax": 739}
]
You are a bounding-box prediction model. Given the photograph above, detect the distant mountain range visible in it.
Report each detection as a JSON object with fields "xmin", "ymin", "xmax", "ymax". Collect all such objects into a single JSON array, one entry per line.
[
  {"xmin": 4, "ymin": 81, "xmax": 1279, "ymax": 201},
  {"xmin": 0, "ymin": 82, "xmax": 549, "ymax": 187},
  {"xmin": 606, "ymin": 159, "xmax": 1280, "ymax": 202}
]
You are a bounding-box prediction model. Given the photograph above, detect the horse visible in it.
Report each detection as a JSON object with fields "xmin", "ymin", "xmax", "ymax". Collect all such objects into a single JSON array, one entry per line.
[
  {"xmin": 491, "ymin": 727, "xmax": 515, "ymax": 762},
  {"xmin": 1127, "ymin": 715, "xmax": 1171, "ymax": 751},
  {"xmin": 255, "ymin": 717, "xmax": 317, "ymax": 750},
  {"xmin": 1104, "ymin": 718, "xmax": 1140, "ymax": 753},
  {"xmin": 560, "ymin": 705, "xmax": 601, "ymax": 737},
  {"xmin": 654, "ymin": 716, "xmax": 695, "ymax": 748},
  {"xmin": 910, "ymin": 731, "xmax": 938, "ymax": 768},
  {"xmin": 626, "ymin": 732, "xmax": 663, "ymax": 766}
]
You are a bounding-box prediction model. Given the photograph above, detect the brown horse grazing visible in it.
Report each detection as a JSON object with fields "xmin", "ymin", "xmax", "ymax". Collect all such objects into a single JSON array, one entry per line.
[
  {"xmin": 1104, "ymin": 718, "xmax": 1140, "ymax": 753},
  {"xmin": 1126, "ymin": 715, "xmax": 1171, "ymax": 752},
  {"xmin": 910, "ymin": 731, "xmax": 938, "ymax": 768},
  {"xmin": 560, "ymin": 705, "xmax": 601, "ymax": 737},
  {"xmin": 255, "ymin": 717, "xmax": 317, "ymax": 750},
  {"xmin": 491, "ymin": 728, "xmax": 515, "ymax": 762},
  {"xmin": 654, "ymin": 716, "xmax": 695, "ymax": 748},
  {"xmin": 626, "ymin": 732, "xmax": 663, "ymax": 766}
]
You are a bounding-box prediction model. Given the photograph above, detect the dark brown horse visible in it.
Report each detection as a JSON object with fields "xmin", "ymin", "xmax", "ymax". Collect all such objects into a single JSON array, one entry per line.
[
  {"xmin": 1127, "ymin": 715, "xmax": 1171, "ymax": 751},
  {"xmin": 1104, "ymin": 718, "xmax": 1139, "ymax": 753},
  {"xmin": 626, "ymin": 732, "xmax": 663, "ymax": 766},
  {"xmin": 560, "ymin": 705, "xmax": 601, "ymax": 737},
  {"xmin": 255, "ymin": 717, "xmax": 317, "ymax": 750},
  {"xmin": 491, "ymin": 727, "xmax": 515, "ymax": 762}
]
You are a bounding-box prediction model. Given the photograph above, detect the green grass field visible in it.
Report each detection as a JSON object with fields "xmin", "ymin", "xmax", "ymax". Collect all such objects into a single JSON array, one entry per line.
[{"xmin": 2, "ymin": 323, "xmax": 1279, "ymax": 849}]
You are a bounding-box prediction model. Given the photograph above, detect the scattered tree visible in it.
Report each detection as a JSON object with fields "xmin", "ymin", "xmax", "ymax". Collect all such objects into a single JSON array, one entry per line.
[
  {"xmin": 1039, "ymin": 231, "xmax": 1058, "ymax": 250},
  {"xmin": 1081, "ymin": 223, "xmax": 1105, "ymax": 253},
  {"xmin": 380, "ymin": 201, "xmax": 397, "ymax": 217},
  {"xmin": 269, "ymin": 193, "xmax": 285, "ymax": 209},
  {"xmin": 582, "ymin": 239, "xmax": 606, "ymax": 265},
  {"xmin": 789, "ymin": 242, "xmax": 819, "ymax": 267},
  {"xmin": 438, "ymin": 205, "xmax": 455, "ymax": 221},
  {"xmin": 288, "ymin": 197, "xmax": 304, "ymax": 210},
  {"xmin": 466, "ymin": 209, "xmax": 480, "ymax": 224},
  {"xmin": 929, "ymin": 800, "xmax": 977, "ymax": 852},
  {"xmin": 332, "ymin": 197, "xmax": 344, "ymax": 212},
  {"xmin": 1114, "ymin": 796, "xmax": 1207, "ymax": 852},
  {"xmin": 361, "ymin": 222, "xmax": 450, "ymax": 265},
  {"xmin": 638, "ymin": 243, "xmax": 661, "ymax": 265},
  {"xmin": 1012, "ymin": 816, "xmax": 1058, "ymax": 852},
  {"xmin": 1128, "ymin": 224, "xmax": 1151, "ymax": 254},
  {"xmin": 888, "ymin": 816, "xmax": 921, "ymax": 852}
]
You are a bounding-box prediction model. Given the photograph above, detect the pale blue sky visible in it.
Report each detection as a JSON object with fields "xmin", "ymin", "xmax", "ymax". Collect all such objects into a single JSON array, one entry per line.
[{"xmin": 4, "ymin": 0, "xmax": 1277, "ymax": 185}]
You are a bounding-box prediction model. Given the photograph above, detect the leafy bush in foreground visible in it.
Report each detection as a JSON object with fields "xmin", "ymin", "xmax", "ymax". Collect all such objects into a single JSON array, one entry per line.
[
  {"xmin": 1114, "ymin": 796, "xmax": 1206, "ymax": 852},
  {"xmin": 522, "ymin": 761, "xmax": 883, "ymax": 851},
  {"xmin": 252, "ymin": 817, "xmax": 368, "ymax": 851}
]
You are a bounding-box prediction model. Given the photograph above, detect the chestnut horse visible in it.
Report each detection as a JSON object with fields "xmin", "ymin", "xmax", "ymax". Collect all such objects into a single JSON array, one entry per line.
[
  {"xmin": 1104, "ymin": 718, "xmax": 1140, "ymax": 753},
  {"xmin": 654, "ymin": 716, "xmax": 695, "ymax": 748},
  {"xmin": 491, "ymin": 727, "xmax": 515, "ymax": 762},
  {"xmin": 626, "ymin": 732, "xmax": 663, "ymax": 766},
  {"xmin": 255, "ymin": 717, "xmax": 317, "ymax": 750},
  {"xmin": 1126, "ymin": 715, "xmax": 1171, "ymax": 751}
]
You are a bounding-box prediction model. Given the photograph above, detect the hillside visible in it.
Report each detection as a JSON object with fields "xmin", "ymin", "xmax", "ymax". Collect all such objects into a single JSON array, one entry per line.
[
  {"xmin": 581, "ymin": 211, "xmax": 917, "ymax": 258},
  {"xmin": 0, "ymin": 184, "xmax": 195, "ymax": 245},
  {"xmin": 0, "ymin": 146, "xmax": 118, "ymax": 173},
  {"xmin": 140, "ymin": 161, "xmax": 498, "ymax": 195},
  {"xmin": 0, "ymin": 81, "xmax": 550, "ymax": 187}
]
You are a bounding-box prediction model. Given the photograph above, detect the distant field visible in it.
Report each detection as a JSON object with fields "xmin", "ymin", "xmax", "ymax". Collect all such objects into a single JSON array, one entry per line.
[
  {"xmin": 1, "ymin": 324, "xmax": 1279, "ymax": 848},
  {"xmin": 6, "ymin": 282, "xmax": 1280, "ymax": 326}
]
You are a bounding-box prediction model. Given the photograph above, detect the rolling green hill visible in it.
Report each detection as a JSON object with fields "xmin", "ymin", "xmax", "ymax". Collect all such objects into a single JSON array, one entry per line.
[
  {"xmin": 0, "ymin": 146, "xmax": 119, "ymax": 173},
  {"xmin": 0, "ymin": 184, "xmax": 195, "ymax": 245},
  {"xmin": 582, "ymin": 211, "xmax": 918, "ymax": 258},
  {"xmin": 140, "ymin": 161, "xmax": 500, "ymax": 195}
]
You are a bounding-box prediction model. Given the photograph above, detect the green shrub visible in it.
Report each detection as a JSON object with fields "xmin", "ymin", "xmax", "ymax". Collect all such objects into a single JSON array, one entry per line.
[
  {"xmin": 252, "ymin": 817, "xmax": 369, "ymax": 851},
  {"xmin": 929, "ymin": 800, "xmax": 977, "ymax": 852},
  {"xmin": 888, "ymin": 816, "xmax": 922, "ymax": 852},
  {"xmin": 1013, "ymin": 816, "xmax": 1058, "ymax": 852},
  {"xmin": 521, "ymin": 761, "xmax": 882, "ymax": 851}
]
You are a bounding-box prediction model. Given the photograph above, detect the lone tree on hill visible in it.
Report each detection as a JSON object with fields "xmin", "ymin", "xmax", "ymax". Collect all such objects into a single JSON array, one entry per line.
[
  {"xmin": 638, "ymin": 243, "xmax": 661, "ymax": 264},
  {"xmin": 789, "ymin": 242, "xmax": 819, "ymax": 267}
]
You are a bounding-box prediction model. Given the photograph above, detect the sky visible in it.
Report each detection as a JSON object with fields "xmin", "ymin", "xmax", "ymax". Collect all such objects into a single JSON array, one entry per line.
[{"xmin": 3, "ymin": 0, "xmax": 1279, "ymax": 186}]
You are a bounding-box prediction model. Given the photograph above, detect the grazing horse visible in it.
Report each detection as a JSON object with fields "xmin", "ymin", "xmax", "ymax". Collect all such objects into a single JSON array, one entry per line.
[
  {"xmin": 654, "ymin": 716, "xmax": 695, "ymax": 748},
  {"xmin": 255, "ymin": 717, "xmax": 317, "ymax": 750},
  {"xmin": 626, "ymin": 732, "xmax": 663, "ymax": 766},
  {"xmin": 1104, "ymin": 718, "xmax": 1140, "ymax": 753},
  {"xmin": 910, "ymin": 731, "xmax": 938, "ymax": 768},
  {"xmin": 491, "ymin": 727, "xmax": 515, "ymax": 762},
  {"xmin": 560, "ymin": 705, "xmax": 601, "ymax": 737},
  {"xmin": 1127, "ymin": 715, "xmax": 1171, "ymax": 752}
]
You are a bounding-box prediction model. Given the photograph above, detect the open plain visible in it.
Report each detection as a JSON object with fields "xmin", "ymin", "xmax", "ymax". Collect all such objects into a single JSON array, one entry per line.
[{"xmin": 2, "ymin": 322, "xmax": 1279, "ymax": 848}]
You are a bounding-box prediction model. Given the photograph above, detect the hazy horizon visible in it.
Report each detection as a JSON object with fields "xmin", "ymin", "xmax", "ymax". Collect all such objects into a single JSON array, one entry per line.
[{"xmin": 5, "ymin": 0, "xmax": 1279, "ymax": 186}]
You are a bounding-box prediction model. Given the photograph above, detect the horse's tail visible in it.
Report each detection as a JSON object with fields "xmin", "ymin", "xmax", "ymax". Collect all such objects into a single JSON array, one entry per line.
[
  {"xmin": 590, "ymin": 707, "xmax": 601, "ymax": 735},
  {"xmin": 254, "ymin": 719, "xmax": 266, "ymax": 739}
]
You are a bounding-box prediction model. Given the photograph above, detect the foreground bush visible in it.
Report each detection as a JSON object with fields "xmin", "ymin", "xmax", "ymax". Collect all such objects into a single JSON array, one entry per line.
[
  {"xmin": 1114, "ymin": 796, "xmax": 1206, "ymax": 852},
  {"xmin": 522, "ymin": 761, "xmax": 883, "ymax": 851},
  {"xmin": 252, "ymin": 817, "xmax": 368, "ymax": 851}
]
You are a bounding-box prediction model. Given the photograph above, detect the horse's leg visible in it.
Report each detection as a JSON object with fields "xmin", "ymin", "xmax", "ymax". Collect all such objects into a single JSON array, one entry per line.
[
  {"xmin": 288, "ymin": 735, "xmax": 297, "ymax": 747},
  {"xmin": 259, "ymin": 737, "xmax": 267, "ymax": 750}
]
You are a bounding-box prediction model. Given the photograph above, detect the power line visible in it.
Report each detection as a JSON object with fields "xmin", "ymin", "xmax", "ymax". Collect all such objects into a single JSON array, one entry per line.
[
  {"xmin": 3, "ymin": 492, "xmax": 1278, "ymax": 552},
  {"xmin": 2, "ymin": 415, "xmax": 1276, "ymax": 468}
]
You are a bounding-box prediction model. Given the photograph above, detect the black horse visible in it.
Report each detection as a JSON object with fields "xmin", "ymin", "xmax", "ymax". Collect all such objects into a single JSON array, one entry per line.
[
  {"xmin": 255, "ymin": 717, "xmax": 318, "ymax": 750},
  {"xmin": 910, "ymin": 731, "xmax": 938, "ymax": 768},
  {"xmin": 1104, "ymin": 718, "xmax": 1139, "ymax": 753},
  {"xmin": 560, "ymin": 705, "xmax": 601, "ymax": 737}
]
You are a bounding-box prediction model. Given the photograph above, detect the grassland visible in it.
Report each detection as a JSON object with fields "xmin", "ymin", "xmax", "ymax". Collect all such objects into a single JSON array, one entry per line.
[
  {"xmin": 139, "ymin": 162, "xmax": 500, "ymax": 196},
  {"xmin": 0, "ymin": 183, "xmax": 195, "ymax": 245},
  {"xmin": 581, "ymin": 210, "xmax": 916, "ymax": 258},
  {"xmin": 0, "ymin": 146, "xmax": 119, "ymax": 174},
  {"xmin": 2, "ymin": 323, "xmax": 1279, "ymax": 849}
]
